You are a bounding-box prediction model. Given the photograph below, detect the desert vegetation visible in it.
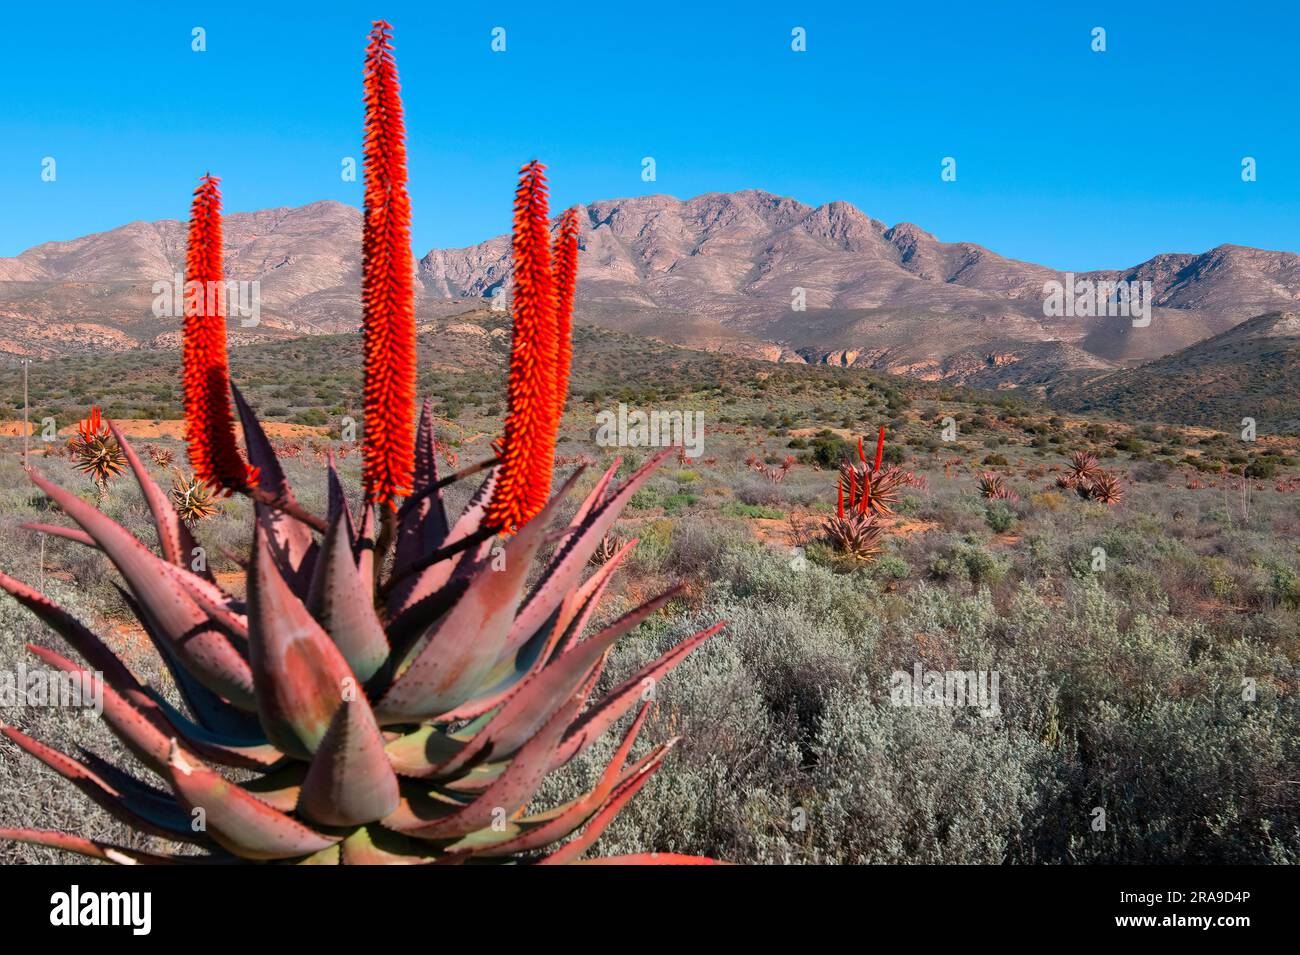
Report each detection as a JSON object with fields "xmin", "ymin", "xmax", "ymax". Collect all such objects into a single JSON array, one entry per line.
[{"xmin": 2, "ymin": 345, "xmax": 1297, "ymax": 862}]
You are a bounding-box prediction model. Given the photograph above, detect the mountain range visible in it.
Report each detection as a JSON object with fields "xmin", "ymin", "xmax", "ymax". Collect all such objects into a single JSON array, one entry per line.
[{"xmin": 2, "ymin": 189, "xmax": 1297, "ymax": 402}]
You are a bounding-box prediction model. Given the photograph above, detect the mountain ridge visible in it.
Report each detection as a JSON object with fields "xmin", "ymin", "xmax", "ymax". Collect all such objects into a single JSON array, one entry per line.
[{"xmin": 3, "ymin": 191, "xmax": 1298, "ymax": 394}]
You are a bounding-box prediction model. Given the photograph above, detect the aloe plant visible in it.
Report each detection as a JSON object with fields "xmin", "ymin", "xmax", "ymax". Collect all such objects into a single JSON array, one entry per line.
[
  {"xmin": 0, "ymin": 20, "xmax": 723, "ymax": 865},
  {"xmin": 0, "ymin": 407, "xmax": 721, "ymax": 864}
]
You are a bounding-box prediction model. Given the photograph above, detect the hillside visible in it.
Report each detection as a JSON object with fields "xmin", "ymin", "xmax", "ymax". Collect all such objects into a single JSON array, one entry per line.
[{"xmin": 1052, "ymin": 311, "xmax": 1300, "ymax": 434}]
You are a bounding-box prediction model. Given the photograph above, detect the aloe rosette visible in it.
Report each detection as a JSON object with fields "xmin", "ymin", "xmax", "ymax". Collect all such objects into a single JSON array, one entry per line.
[{"xmin": 0, "ymin": 401, "xmax": 722, "ymax": 864}]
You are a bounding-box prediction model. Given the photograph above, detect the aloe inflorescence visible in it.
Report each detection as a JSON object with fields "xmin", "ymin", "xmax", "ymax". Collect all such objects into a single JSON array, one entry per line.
[{"xmin": 0, "ymin": 21, "xmax": 723, "ymax": 865}]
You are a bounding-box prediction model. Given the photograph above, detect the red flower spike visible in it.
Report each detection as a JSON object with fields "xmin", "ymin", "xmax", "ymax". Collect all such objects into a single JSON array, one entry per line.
[
  {"xmin": 874, "ymin": 426, "xmax": 886, "ymax": 472},
  {"xmin": 552, "ymin": 206, "xmax": 580, "ymax": 425},
  {"xmin": 78, "ymin": 407, "xmax": 104, "ymax": 442},
  {"xmin": 361, "ymin": 19, "xmax": 417, "ymax": 511},
  {"xmin": 485, "ymin": 161, "xmax": 561, "ymax": 533},
  {"xmin": 858, "ymin": 435, "xmax": 866, "ymax": 466},
  {"xmin": 182, "ymin": 174, "xmax": 255, "ymax": 495},
  {"xmin": 849, "ymin": 469, "xmax": 857, "ymax": 509},
  {"xmin": 837, "ymin": 479, "xmax": 844, "ymax": 519}
]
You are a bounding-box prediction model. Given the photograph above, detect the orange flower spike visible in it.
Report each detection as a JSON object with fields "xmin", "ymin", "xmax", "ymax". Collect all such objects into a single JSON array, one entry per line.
[
  {"xmin": 485, "ymin": 161, "xmax": 559, "ymax": 533},
  {"xmin": 858, "ymin": 435, "xmax": 866, "ymax": 466},
  {"xmin": 361, "ymin": 19, "xmax": 416, "ymax": 510},
  {"xmin": 874, "ymin": 426, "xmax": 886, "ymax": 472},
  {"xmin": 182, "ymin": 174, "xmax": 252, "ymax": 494},
  {"xmin": 551, "ymin": 206, "xmax": 580, "ymax": 424}
]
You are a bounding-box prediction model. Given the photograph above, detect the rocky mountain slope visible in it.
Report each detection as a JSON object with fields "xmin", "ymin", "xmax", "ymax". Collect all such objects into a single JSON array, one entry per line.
[{"xmin": 3, "ymin": 191, "xmax": 1298, "ymax": 392}]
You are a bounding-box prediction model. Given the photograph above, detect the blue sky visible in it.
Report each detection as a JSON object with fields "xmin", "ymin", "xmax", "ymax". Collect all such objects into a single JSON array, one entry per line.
[{"xmin": 0, "ymin": 0, "xmax": 1295, "ymax": 269}]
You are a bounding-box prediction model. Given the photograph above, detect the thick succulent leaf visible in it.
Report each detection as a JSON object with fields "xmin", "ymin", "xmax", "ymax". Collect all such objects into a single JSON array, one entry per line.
[
  {"xmin": 297, "ymin": 698, "xmax": 400, "ymax": 826},
  {"xmin": 0, "ymin": 580, "xmax": 275, "ymax": 768},
  {"xmin": 0, "ymin": 723, "xmax": 203, "ymax": 842},
  {"xmin": 383, "ymin": 691, "xmax": 586, "ymax": 839},
  {"xmin": 19, "ymin": 521, "xmax": 95, "ymax": 547},
  {"xmin": 0, "ymin": 571, "xmax": 140, "ymax": 691},
  {"xmin": 164, "ymin": 742, "xmax": 339, "ymax": 861},
  {"xmin": 25, "ymin": 643, "xmax": 175, "ymax": 775},
  {"xmin": 444, "ymin": 542, "xmax": 641, "ymax": 724},
  {"xmin": 374, "ymin": 470, "xmax": 583, "ymax": 723},
  {"xmin": 430, "ymin": 586, "xmax": 684, "ymax": 777},
  {"xmin": 239, "ymin": 764, "xmax": 307, "ymax": 812},
  {"xmin": 549, "ymin": 537, "xmax": 638, "ymax": 660},
  {"xmin": 538, "ymin": 740, "xmax": 677, "ymax": 865},
  {"xmin": 28, "ymin": 470, "xmax": 255, "ymax": 709},
  {"xmin": 571, "ymin": 458, "xmax": 620, "ymax": 532},
  {"xmin": 553, "ymin": 621, "xmax": 726, "ymax": 768},
  {"xmin": 234, "ymin": 383, "xmax": 317, "ymax": 584},
  {"xmin": 109, "ymin": 422, "xmax": 212, "ymax": 579},
  {"xmin": 129, "ymin": 690, "xmax": 281, "ymax": 770},
  {"xmin": 340, "ymin": 825, "xmax": 465, "ymax": 865},
  {"xmin": 435, "ymin": 539, "xmax": 637, "ymax": 723},
  {"xmin": 246, "ymin": 520, "xmax": 357, "ymax": 759},
  {"xmin": 0, "ymin": 828, "xmax": 218, "ymax": 865},
  {"xmin": 383, "ymin": 708, "xmax": 495, "ymax": 778},
  {"xmin": 386, "ymin": 467, "xmax": 496, "ymax": 619},
  {"xmin": 392, "ymin": 399, "xmax": 451, "ymax": 577},
  {"xmin": 304, "ymin": 504, "xmax": 388, "ymax": 683},
  {"xmin": 496, "ymin": 449, "xmax": 671, "ymax": 669},
  {"xmin": 463, "ymin": 703, "xmax": 657, "ymax": 857},
  {"xmin": 324, "ymin": 455, "xmax": 357, "ymax": 545},
  {"xmin": 117, "ymin": 586, "xmax": 263, "ymax": 739},
  {"xmin": 157, "ymin": 561, "xmax": 248, "ymax": 640},
  {"xmin": 231, "ymin": 382, "xmax": 299, "ymax": 507},
  {"xmin": 293, "ymin": 844, "xmax": 342, "ymax": 865}
]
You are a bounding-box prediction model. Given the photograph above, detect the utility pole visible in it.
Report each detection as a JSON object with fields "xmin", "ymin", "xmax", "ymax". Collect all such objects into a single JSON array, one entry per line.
[{"xmin": 22, "ymin": 357, "xmax": 30, "ymax": 466}]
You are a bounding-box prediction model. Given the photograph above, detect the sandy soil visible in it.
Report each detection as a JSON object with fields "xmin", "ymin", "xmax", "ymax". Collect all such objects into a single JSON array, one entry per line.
[{"xmin": 0, "ymin": 418, "xmax": 328, "ymax": 439}]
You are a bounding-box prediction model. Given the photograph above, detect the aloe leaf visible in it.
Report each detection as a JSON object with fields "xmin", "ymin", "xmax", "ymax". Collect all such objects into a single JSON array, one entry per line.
[
  {"xmin": 27, "ymin": 469, "xmax": 256, "ymax": 709},
  {"xmin": 297, "ymin": 697, "xmax": 400, "ymax": 826},
  {"xmin": 383, "ymin": 688, "xmax": 585, "ymax": 839},
  {"xmin": 442, "ymin": 539, "xmax": 642, "ymax": 723},
  {"xmin": 497, "ymin": 449, "xmax": 671, "ymax": 667},
  {"xmin": 553, "ymin": 620, "xmax": 726, "ymax": 768},
  {"xmin": 117, "ymin": 586, "xmax": 262, "ymax": 738},
  {"xmin": 164, "ymin": 742, "xmax": 340, "ymax": 861},
  {"xmin": 143, "ymin": 689, "xmax": 283, "ymax": 769},
  {"xmin": 233, "ymin": 383, "xmax": 317, "ymax": 583},
  {"xmin": 0, "ymin": 723, "xmax": 205, "ymax": 843},
  {"xmin": 304, "ymin": 504, "xmax": 388, "ymax": 683},
  {"xmin": 374, "ymin": 469, "xmax": 584, "ymax": 723},
  {"xmin": 0, "ymin": 828, "xmax": 224, "ymax": 865},
  {"xmin": 246, "ymin": 520, "xmax": 358, "ymax": 759},
  {"xmin": 19, "ymin": 521, "xmax": 94, "ymax": 547},
  {"xmin": 25, "ymin": 643, "xmax": 175, "ymax": 775},
  {"xmin": 432, "ymin": 585, "xmax": 685, "ymax": 777},
  {"xmin": 393, "ymin": 399, "xmax": 451, "ymax": 579},
  {"xmin": 464, "ymin": 702, "xmax": 657, "ymax": 857},
  {"xmin": 386, "ymin": 467, "xmax": 496, "ymax": 619},
  {"xmin": 537, "ymin": 740, "xmax": 677, "ymax": 865},
  {"xmin": 109, "ymin": 421, "xmax": 211, "ymax": 579},
  {"xmin": 339, "ymin": 825, "xmax": 466, "ymax": 865}
]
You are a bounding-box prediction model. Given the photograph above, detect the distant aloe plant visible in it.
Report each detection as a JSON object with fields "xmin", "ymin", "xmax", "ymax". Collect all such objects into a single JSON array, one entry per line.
[{"xmin": 68, "ymin": 406, "xmax": 126, "ymax": 491}]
